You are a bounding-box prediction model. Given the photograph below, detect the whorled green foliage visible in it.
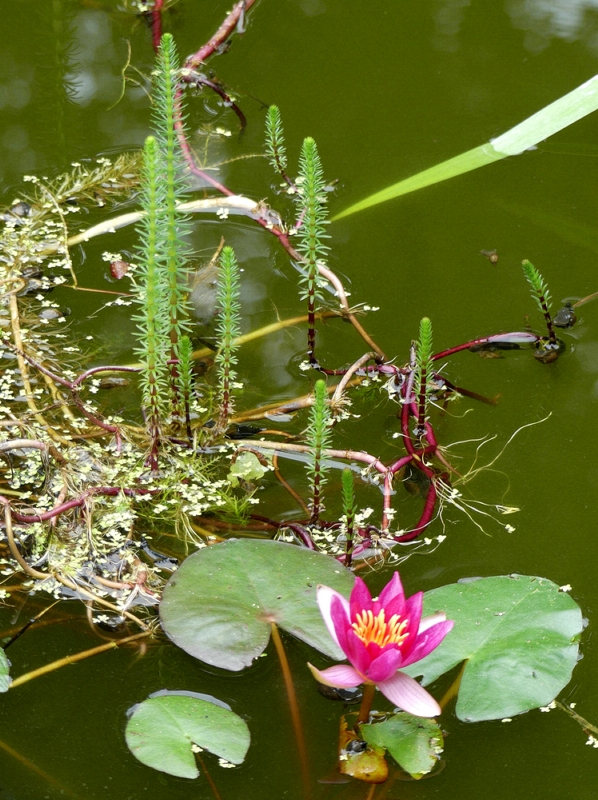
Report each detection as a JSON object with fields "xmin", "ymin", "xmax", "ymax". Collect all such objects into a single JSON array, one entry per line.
[
  {"xmin": 153, "ymin": 33, "xmax": 193, "ymax": 405},
  {"xmin": 415, "ymin": 316, "xmax": 433, "ymax": 432},
  {"xmin": 306, "ymin": 379, "xmax": 333, "ymax": 523},
  {"xmin": 215, "ymin": 246, "xmax": 241, "ymax": 431},
  {"xmin": 296, "ymin": 137, "xmax": 329, "ymax": 302},
  {"xmin": 132, "ymin": 135, "xmax": 168, "ymax": 458},
  {"xmin": 177, "ymin": 335, "xmax": 194, "ymax": 437},
  {"xmin": 265, "ymin": 105, "xmax": 288, "ymax": 178},
  {"xmin": 296, "ymin": 137, "xmax": 329, "ymax": 361},
  {"xmin": 521, "ymin": 259, "xmax": 552, "ymax": 315},
  {"xmin": 341, "ymin": 467, "xmax": 356, "ymax": 566}
]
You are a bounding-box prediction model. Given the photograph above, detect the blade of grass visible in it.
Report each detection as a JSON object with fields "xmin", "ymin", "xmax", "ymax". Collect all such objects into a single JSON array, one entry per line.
[{"xmin": 333, "ymin": 73, "xmax": 598, "ymax": 220}]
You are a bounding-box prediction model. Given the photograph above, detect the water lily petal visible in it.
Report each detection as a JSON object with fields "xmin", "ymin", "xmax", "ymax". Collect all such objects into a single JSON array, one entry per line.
[
  {"xmin": 418, "ymin": 612, "xmax": 447, "ymax": 634},
  {"xmin": 350, "ymin": 576, "xmax": 373, "ymax": 619},
  {"xmin": 377, "ymin": 671, "xmax": 441, "ymax": 717},
  {"xmin": 367, "ymin": 648, "xmax": 403, "ymax": 683},
  {"xmin": 403, "ymin": 591, "xmax": 423, "ymax": 631},
  {"xmin": 344, "ymin": 629, "xmax": 374, "ymax": 676},
  {"xmin": 330, "ymin": 596, "xmax": 352, "ymax": 654},
  {"xmin": 378, "ymin": 572, "xmax": 405, "ymax": 608},
  {"xmin": 401, "ymin": 619, "xmax": 455, "ymax": 667},
  {"xmin": 307, "ymin": 662, "xmax": 363, "ymax": 688},
  {"xmin": 317, "ymin": 585, "xmax": 350, "ymax": 648}
]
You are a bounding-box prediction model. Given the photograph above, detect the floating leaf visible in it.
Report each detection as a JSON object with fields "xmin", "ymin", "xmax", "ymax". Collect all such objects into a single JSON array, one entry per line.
[
  {"xmin": 361, "ymin": 713, "xmax": 443, "ymax": 779},
  {"xmin": 404, "ymin": 575, "xmax": 582, "ymax": 722},
  {"xmin": 0, "ymin": 648, "xmax": 10, "ymax": 693},
  {"xmin": 339, "ymin": 714, "xmax": 388, "ymax": 783},
  {"xmin": 160, "ymin": 539, "xmax": 354, "ymax": 671},
  {"xmin": 125, "ymin": 693, "xmax": 250, "ymax": 779},
  {"xmin": 227, "ymin": 451, "xmax": 269, "ymax": 487},
  {"xmin": 333, "ymin": 74, "xmax": 598, "ymax": 219}
]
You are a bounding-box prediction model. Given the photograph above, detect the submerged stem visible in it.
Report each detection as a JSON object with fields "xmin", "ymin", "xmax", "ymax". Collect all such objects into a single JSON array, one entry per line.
[
  {"xmin": 269, "ymin": 623, "xmax": 311, "ymax": 800},
  {"xmin": 356, "ymin": 682, "xmax": 376, "ymax": 725}
]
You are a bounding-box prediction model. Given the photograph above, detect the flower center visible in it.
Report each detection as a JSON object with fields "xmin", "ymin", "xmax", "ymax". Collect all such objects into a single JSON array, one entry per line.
[{"xmin": 352, "ymin": 608, "xmax": 410, "ymax": 648}]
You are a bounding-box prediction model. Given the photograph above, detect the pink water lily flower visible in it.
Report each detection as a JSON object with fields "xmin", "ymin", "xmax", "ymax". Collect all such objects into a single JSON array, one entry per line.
[{"xmin": 309, "ymin": 572, "xmax": 453, "ymax": 717}]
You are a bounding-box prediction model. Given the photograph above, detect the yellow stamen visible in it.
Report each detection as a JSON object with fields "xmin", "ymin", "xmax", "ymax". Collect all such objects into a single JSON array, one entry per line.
[{"xmin": 352, "ymin": 608, "xmax": 409, "ymax": 647}]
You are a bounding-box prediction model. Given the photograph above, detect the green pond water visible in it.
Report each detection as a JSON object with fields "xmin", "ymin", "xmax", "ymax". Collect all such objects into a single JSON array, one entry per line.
[{"xmin": 2, "ymin": 1, "xmax": 598, "ymax": 797}]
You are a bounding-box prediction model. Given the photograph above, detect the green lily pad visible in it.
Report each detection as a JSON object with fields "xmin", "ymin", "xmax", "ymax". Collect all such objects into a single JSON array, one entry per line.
[
  {"xmin": 0, "ymin": 648, "xmax": 10, "ymax": 693},
  {"xmin": 160, "ymin": 539, "xmax": 354, "ymax": 670},
  {"xmin": 361, "ymin": 713, "xmax": 443, "ymax": 778},
  {"xmin": 125, "ymin": 694, "xmax": 250, "ymax": 779},
  {"xmin": 404, "ymin": 575, "xmax": 583, "ymax": 722}
]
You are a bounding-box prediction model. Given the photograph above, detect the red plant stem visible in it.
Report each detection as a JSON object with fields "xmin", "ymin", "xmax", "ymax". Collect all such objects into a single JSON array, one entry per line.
[
  {"xmin": 249, "ymin": 514, "xmax": 317, "ymax": 550},
  {"xmin": 395, "ymin": 480, "xmax": 437, "ymax": 542},
  {"xmin": 381, "ymin": 472, "xmax": 394, "ymax": 531},
  {"xmin": 1, "ymin": 487, "xmax": 156, "ymax": 524},
  {"xmin": 151, "ymin": 0, "xmax": 164, "ymax": 52},
  {"xmin": 431, "ymin": 332, "xmax": 538, "ymax": 361},
  {"xmin": 72, "ymin": 365, "xmax": 140, "ymax": 388},
  {"xmin": 270, "ymin": 623, "xmax": 311, "ymax": 800},
  {"xmin": 389, "ymin": 454, "xmax": 413, "ymax": 475},
  {"xmin": 184, "ymin": 0, "xmax": 260, "ymax": 69}
]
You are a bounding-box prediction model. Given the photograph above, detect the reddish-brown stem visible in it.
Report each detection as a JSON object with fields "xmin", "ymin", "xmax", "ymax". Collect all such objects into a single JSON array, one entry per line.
[
  {"xmin": 395, "ymin": 480, "xmax": 437, "ymax": 542},
  {"xmin": 356, "ymin": 682, "xmax": 376, "ymax": 725},
  {"xmin": 151, "ymin": 0, "xmax": 164, "ymax": 51},
  {"xmin": 195, "ymin": 752, "xmax": 223, "ymax": 800},
  {"xmin": 184, "ymin": 0, "xmax": 260, "ymax": 69},
  {"xmin": 270, "ymin": 623, "xmax": 311, "ymax": 800},
  {"xmin": 1, "ymin": 486, "xmax": 156, "ymax": 524},
  {"xmin": 431, "ymin": 332, "xmax": 538, "ymax": 361}
]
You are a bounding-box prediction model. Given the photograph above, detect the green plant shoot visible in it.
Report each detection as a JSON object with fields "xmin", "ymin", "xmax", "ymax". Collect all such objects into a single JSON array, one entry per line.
[
  {"xmin": 415, "ymin": 317, "xmax": 433, "ymax": 436},
  {"xmin": 215, "ymin": 246, "xmax": 241, "ymax": 433},
  {"xmin": 296, "ymin": 137, "xmax": 329, "ymax": 364},
  {"xmin": 521, "ymin": 260, "xmax": 556, "ymax": 344},
  {"xmin": 132, "ymin": 135, "xmax": 168, "ymax": 469},
  {"xmin": 306, "ymin": 379, "xmax": 333, "ymax": 523},
  {"xmin": 341, "ymin": 467, "xmax": 356, "ymax": 567},
  {"xmin": 153, "ymin": 32, "xmax": 192, "ymax": 416}
]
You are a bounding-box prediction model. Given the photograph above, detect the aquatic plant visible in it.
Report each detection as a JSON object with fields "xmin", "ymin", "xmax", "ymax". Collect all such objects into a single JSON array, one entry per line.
[
  {"xmin": 306, "ymin": 379, "xmax": 333, "ymax": 523},
  {"xmin": 414, "ymin": 316, "xmax": 433, "ymax": 437},
  {"xmin": 152, "ymin": 32, "xmax": 192, "ymax": 416},
  {"xmin": 133, "ymin": 135, "xmax": 168, "ymax": 467},
  {"xmin": 214, "ymin": 245, "xmax": 241, "ymax": 433},
  {"xmin": 265, "ymin": 105, "xmax": 293, "ymax": 188},
  {"xmin": 308, "ymin": 572, "xmax": 454, "ymax": 719},
  {"xmin": 341, "ymin": 467, "xmax": 356, "ymax": 567},
  {"xmin": 521, "ymin": 259, "xmax": 558, "ymax": 346},
  {"xmin": 296, "ymin": 137, "xmax": 329, "ymax": 364}
]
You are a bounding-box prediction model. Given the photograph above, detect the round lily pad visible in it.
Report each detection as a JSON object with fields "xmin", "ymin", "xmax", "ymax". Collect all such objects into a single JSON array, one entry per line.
[
  {"xmin": 125, "ymin": 693, "xmax": 250, "ymax": 779},
  {"xmin": 160, "ymin": 538, "xmax": 354, "ymax": 670},
  {"xmin": 404, "ymin": 575, "xmax": 583, "ymax": 722}
]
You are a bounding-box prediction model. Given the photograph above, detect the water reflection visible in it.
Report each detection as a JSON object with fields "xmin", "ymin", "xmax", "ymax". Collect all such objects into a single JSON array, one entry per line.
[{"xmin": 434, "ymin": 0, "xmax": 598, "ymax": 52}]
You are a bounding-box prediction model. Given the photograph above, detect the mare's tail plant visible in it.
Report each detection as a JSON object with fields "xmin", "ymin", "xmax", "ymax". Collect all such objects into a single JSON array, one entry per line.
[
  {"xmin": 265, "ymin": 105, "xmax": 294, "ymax": 189},
  {"xmin": 215, "ymin": 246, "xmax": 241, "ymax": 434},
  {"xmin": 415, "ymin": 317, "xmax": 433, "ymax": 437},
  {"xmin": 296, "ymin": 137, "xmax": 329, "ymax": 365},
  {"xmin": 307, "ymin": 379, "xmax": 333, "ymax": 524},
  {"xmin": 133, "ymin": 135, "xmax": 168, "ymax": 469},
  {"xmin": 153, "ymin": 32, "xmax": 192, "ymax": 417},
  {"xmin": 521, "ymin": 259, "xmax": 557, "ymax": 346},
  {"xmin": 341, "ymin": 467, "xmax": 356, "ymax": 567},
  {"xmin": 177, "ymin": 335, "xmax": 194, "ymax": 441}
]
